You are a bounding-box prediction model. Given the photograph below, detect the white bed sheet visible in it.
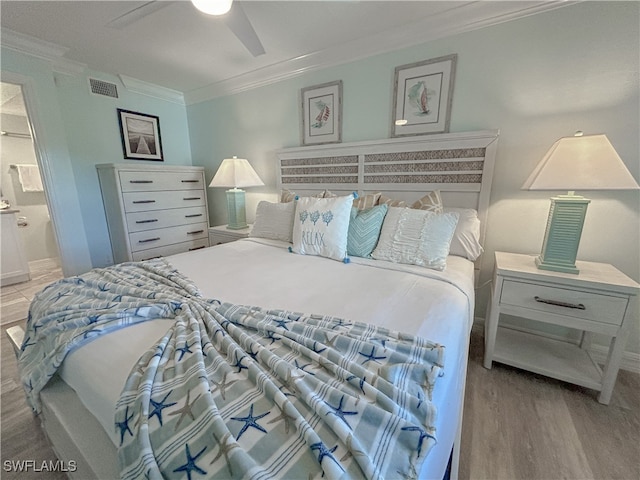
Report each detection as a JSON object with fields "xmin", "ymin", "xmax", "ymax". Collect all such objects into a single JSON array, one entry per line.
[{"xmin": 59, "ymin": 238, "xmax": 474, "ymax": 479}]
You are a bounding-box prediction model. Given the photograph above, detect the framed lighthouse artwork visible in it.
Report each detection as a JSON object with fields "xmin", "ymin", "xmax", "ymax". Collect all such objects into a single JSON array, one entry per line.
[
  {"xmin": 391, "ymin": 54, "xmax": 457, "ymax": 137},
  {"xmin": 117, "ymin": 109, "xmax": 164, "ymax": 161},
  {"xmin": 301, "ymin": 80, "xmax": 342, "ymax": 146}
]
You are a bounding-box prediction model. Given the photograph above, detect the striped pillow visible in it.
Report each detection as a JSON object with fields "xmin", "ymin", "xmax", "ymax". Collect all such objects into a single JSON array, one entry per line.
[
  {"xmin": 352, "ymin": 192, "xmax": 381, "ymax": 210},
  {"xmin": 347, "ymin": 204, "xmax": 388, "ymax": 258}
]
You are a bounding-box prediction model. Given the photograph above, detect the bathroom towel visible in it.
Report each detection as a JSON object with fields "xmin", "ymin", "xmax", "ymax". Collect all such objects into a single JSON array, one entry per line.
[{"xmin": 15, "ymin": 164, "xmax": 44, "ymax": 192}]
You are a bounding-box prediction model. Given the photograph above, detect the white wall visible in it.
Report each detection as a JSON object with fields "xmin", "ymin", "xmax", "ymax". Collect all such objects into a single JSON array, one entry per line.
[{"xmin": 0, "ymin": 112, "xmax": 59, "ymax": 262}]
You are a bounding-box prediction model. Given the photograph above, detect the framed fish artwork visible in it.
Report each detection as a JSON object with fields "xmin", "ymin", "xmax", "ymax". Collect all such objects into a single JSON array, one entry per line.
[
  {"xmin": 391, "ymin": 54, "xmax": 457, "ymax": 137},
  {"xmin": 301, "ymin": 80, "xmax": 342, "ymax": 146}
]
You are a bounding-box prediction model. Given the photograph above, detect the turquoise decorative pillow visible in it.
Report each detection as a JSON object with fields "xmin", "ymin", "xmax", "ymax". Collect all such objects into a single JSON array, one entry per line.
[
  {"xmin": 291, "ymin": 194, "xmax": 354, "ymax": 261},
  {"xmin": 347, "ymin": 204, "xmax": 388, "ymax": 258}
]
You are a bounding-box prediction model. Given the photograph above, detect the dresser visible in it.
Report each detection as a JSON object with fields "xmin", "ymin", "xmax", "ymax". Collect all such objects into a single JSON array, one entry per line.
[{"xmin": 97, "ymin": 164, "xmax": 210, "ymax": 263}]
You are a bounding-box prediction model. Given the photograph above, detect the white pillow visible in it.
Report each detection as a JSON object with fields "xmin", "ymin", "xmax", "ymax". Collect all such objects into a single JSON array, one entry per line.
[
  {"xmin": 372, "ymin": 207, "xmax": 459, "ymax": 271},
  {"xmin": 443, "ymin": 207, "xmax": 484, "ymax": 261},
  {"xmin": 249, "ymin": 201, "xmax": 295, "ymax": 243},
  {"xmin": 291, "ymin": 194, "xmax": 354, "ymax": 261}
]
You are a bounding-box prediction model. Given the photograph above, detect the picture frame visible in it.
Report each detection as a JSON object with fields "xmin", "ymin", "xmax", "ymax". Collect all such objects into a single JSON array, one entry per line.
[
  {"xmin": 117, "ymin": 109, "xmax": 164, "ymax": 161},
  {"xmin": 301, "ymin": 80, "xmax": 342, "ymax": 146},
  {"xmin": 391, "ymin": 54, "xmax": 457, "ymax": 137}
]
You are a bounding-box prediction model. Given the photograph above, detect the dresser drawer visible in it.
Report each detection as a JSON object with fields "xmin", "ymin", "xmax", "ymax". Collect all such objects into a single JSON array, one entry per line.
[
  {"xmin": 500, "ymin": 280, "xmax": 628, "ymax": 326},
  {"xmin": 129, "ymin": 222, "xmax": 208, "ymax": 252},
  {"xmin": 119, "ymin": 170, "xmax": 204, "ymax": 192},
  {"xmin": 131, "ymin": 238, "xmax": 209, "ymax": 262},
  {"xmin": 123, "ymin": 190, "xmax": 206, "ymax": 213},
  {"xmin": 126, "ymin": 206, "xmax": 207, "ymax": 233}
]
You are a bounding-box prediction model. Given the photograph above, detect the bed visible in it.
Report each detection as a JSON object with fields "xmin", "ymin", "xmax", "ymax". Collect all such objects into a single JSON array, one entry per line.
[{"xmin": 14, "ymin": 130, "xmax": 498, "ymax": 479}]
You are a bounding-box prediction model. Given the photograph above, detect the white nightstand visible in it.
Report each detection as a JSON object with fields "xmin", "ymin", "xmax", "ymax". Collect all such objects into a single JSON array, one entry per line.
[
  {"xmin": 208, "ymin": 224, "xmax": 252, "ymax": 246},
  {"xmin": 484, "ymin": 251, "xmax": 639, "ymax": 404}
]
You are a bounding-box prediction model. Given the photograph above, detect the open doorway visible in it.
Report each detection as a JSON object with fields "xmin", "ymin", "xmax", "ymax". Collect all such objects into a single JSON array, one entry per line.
[{"xmin": 1, "ymin": 81, "xmax": 61, "ymax": 288}]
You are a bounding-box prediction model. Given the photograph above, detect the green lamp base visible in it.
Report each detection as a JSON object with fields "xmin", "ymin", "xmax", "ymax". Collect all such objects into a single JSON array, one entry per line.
[
  {"xmin": 226, "ymin": 188, "xmax": 248, "ymax": 230},
  {"xmin": 537, "ymin": 193, "xmax": 590, "ymax": 275}
]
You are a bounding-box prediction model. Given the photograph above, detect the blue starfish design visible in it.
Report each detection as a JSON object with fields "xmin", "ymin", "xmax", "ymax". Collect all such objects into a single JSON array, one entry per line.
[
  {"xmin": 147, "ymin": 292, "xmax": 157, "ymax": 299},
  {"xmin": 416, "ymin": 390, "xmax": 424, "ymax": 409},
  {"xmin": 87, "ymin": 314, "xmax": 102, "ymax": 324},
  {"xmin": 112, "ymin": 294, "xmax": 123, "ymax": 302},
  {"xmin": 213, "ymin": 328, "xmax": 225, "ymax": 340},
  {"xmin": 247, "ymin": 344, "xmax": 260, "ymax": 361},
  {"xmin": 311, "ymin": 341, "xmax": 327, "ymax": 354},
  {"xmin": 23, "ymin": 379, "xmax": 33, "ymax": 392},
  {"xmin": 173, "ymin": 443, "xmax": 207, "ymax": 480},
  {"xmin": 324, "ymin": 395, "xmax": 358, "ymax": 429},
  {"xmin": 151, "ymin": 345, "xmax": 165, "ymax": 359},
  {"xmin": 358, "ymin": 346, "xmax": 387, "ymax": 365},
  {"xmin": 265, "ymin": 331, "xmax": 281, "ymax": 345},
  {"xmin": 294, "ymin": 359, "xmax": 316, "ymax": 376},
  {"xmin": 347, "ymin": 375, "xmax": 367, "ymax": 393},
  {"xmin": 97, "ymin": 283, "xmax": 110, "ymax": 292},
  {"xmin": 148, "ymin": 391, "xmax": 177, "ymax": 426},
  {"xmin": 310, "ymin": 442, "xmax": 343, "ymax": 472},
  {"xmin": 272, "ymin": 318, "xmax": 292, "ymax": 330},
  {"xmin": 230, "ymin": 404, "xmax": 270, "ymax": 440},
  {"xmin": 231, "ymin": 352, "xmax": 249, "ymax": 373},
  {"xmin": 330, "ymin": 319, "xmax": 352, "ymax": 330},
  {"xmin": 52, "ymin": 291, "xmax": 71, "ymax": 303},
  {"xmin": 115, "ymin": 406, "xmax": 134, "ymax": 446},
  {"xmin": 72, "ymin": 277, "xmax": 85, "ymax": 285},
  {"xmin": 32, "ymin": 322, "xmax": 44, "ymax": 334},
  {"xmin": 20, "ymin": 336, "xmax": 35, "ymax": 351},
  {"xmin": 169, "ymin": 301, "xmax": 182, "ymax": 313},
  {"xmin": 176, "ymin": 341, "xmax": 194, "ymax": 361},
  {"xmin": 401, "ymin": 426, "xmax": 436, "ymax": 457}
]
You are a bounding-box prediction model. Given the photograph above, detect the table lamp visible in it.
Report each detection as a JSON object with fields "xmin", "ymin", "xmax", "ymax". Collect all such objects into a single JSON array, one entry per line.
[
  {"xmin": 522, "ymin": 132, "xmax": 639, "ymax": 274},
  {"xmin": 209, "ymin": 156, "xmax": 264, "ymax": 230}
]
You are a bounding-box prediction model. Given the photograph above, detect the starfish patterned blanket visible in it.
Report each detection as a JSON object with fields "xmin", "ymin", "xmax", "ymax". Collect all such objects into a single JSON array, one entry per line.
[{"xmin": 19, "ymin": 258, "xmax": 446, "ymax": 479}]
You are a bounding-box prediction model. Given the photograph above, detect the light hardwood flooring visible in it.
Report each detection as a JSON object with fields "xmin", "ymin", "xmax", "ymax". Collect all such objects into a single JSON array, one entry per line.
[{"xmin": 1, "ymin": 270, "xmax": 638, "ymax": 479}]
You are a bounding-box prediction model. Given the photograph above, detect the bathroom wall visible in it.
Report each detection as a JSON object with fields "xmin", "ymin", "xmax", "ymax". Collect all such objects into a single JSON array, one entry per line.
[{"xmin": 0, "ymin": 111, "xmax": 59, "ymax": 262}]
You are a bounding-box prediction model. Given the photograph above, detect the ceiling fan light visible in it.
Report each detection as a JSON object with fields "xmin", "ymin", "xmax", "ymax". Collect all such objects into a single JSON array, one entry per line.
[{"xmin": 191, "ymin": 0, "xmax": 233, "ymax": 16}]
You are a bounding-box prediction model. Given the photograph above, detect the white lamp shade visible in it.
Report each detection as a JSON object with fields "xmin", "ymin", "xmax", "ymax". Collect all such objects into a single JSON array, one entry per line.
[
  {"xmin": 209, "ymin": 156, "xmax": 264, "ymax": 189},
  {"xmin": 522, "ymin": 134, "xmax": 639, "ymax": 191},
  {"xmin": 191, "ymin": 0, "xmax": 233, "ymax": 15}
]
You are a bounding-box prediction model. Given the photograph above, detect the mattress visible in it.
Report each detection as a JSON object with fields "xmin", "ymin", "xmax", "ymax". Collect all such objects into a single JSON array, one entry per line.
[{"xmin": 57, "ymin": 238, "xmax": 474, "ymax": 479}]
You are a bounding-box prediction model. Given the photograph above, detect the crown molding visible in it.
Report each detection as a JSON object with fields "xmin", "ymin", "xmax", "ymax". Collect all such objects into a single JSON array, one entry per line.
[
  {"xmin": 184, "ymin": 1, "xmax": 577, "ymax": 105},
  {"xmin": 1, "ymin": 28, "xmax": 86, "ymax": 76},
  {"xmin": 119, "ymin": 75, "xmax": 185, "ymax": 105}
]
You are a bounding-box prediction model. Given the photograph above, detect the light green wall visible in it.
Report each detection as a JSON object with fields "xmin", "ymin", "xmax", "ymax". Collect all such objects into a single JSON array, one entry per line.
[
  {"xmin": 188, "ymin": 2, "xmax": 640, "ymax": 354},
  {"xmin": 1, "ymin": 50, "xmax": 193, "ymax": 269},
  {"xmin": 54, "ymin": 71, "xmax": 192, "ymax": 266}
]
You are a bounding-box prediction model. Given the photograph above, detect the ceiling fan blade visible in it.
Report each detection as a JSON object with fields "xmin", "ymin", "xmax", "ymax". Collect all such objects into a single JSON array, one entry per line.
[
  {"xmin": 106, "ymin": 1, "xmax": 173, "ymax": 30},
  {"xmin": 223, "ymin": 2, "xmax": 265, "ymax": 57}
]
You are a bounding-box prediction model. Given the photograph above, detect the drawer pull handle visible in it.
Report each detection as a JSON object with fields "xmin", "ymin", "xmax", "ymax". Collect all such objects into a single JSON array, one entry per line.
[
  {"xmin": 132, "ymin": 200, "xmax": 156, "ymax": 204},
  {"xmin": 183, "ymin": 197, "xmax": 201, "ymax": 201},
  {"xmin": 138, "ymin": 237, "xmax": 161, "ymax": 243},
  {"xmin": 184, "ymin": 213, "xmax": 203, "ymax": 218},
  {"xmin": 187, "ymin": 230, "xmax": 204, "ymax": 235},
  {"xmin": 129, "ymin": 180, "xmax": 153, "ymax": 184},
  {"xmin": 534, "ymin": 296, "xmax": 585, "ymax": 310},
  {"xmin": 135, "ymin": 219, "xmax": 158, "ymax": 224},
  {"xmin": 189, "ymin": 246, "xmax": 206, "ymax": 251},
  {"xmin": 181, "ymin": 180, "xmax": 200, "ymax": 183}
]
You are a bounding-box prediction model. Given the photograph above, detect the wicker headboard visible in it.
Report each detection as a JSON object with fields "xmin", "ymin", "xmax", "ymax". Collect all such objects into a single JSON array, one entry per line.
[{"xmin": 276, "ymin": 130, "xmax": 499, "ymax": 260}]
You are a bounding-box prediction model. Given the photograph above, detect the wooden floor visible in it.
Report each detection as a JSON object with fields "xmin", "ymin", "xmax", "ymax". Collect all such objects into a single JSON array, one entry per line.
[{"xmin": 1, "ymin": 270, "xmax": 639, "ymax": 479}]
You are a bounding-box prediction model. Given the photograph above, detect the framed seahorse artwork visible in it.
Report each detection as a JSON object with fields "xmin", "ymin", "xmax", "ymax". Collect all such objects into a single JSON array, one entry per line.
[
  {"xmin": 391, "ymin": 54, "xmax": 457, "ymax": 137},
  {"xmin": 300, "ymin": 80, "xmax": 342, "ymax": 146}
]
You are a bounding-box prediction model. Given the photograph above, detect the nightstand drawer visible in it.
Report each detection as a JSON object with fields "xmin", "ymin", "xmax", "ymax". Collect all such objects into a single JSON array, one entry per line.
[{"xmin": 501, "ymin": 280, "xmax": 628, "ymax": 326}]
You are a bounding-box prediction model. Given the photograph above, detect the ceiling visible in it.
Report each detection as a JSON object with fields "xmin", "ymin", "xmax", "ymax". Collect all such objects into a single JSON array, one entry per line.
[{"xmin": 1, "ymin": 1, "xmax": 572, "ymax": 103}]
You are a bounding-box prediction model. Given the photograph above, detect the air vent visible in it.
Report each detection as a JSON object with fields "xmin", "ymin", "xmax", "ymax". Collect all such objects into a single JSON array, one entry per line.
[{"xmin": 89, "ymin": 78, "xmax": 118, "ymax": 98}]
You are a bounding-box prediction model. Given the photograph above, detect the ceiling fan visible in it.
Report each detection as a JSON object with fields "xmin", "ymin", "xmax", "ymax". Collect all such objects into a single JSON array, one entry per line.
[{"xmin": 106, "ymin": 0, "xmax": 265, "ymax": 57}]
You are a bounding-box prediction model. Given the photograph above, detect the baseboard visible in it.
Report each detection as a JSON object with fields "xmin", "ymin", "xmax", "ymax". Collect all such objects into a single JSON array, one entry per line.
[
  {"xmin": 28, "ymin": 257, "xmax": 60, "ymax": 272},
  {"xmin": 473, "ymin": 317, "xmax": 640, "ymax": 374}
]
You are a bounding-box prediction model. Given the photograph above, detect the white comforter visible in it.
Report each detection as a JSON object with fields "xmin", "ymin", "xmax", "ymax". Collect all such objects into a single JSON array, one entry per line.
[{"xmin": 59, "ymin": 238, "xmax": 474, "ymax": 479}]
